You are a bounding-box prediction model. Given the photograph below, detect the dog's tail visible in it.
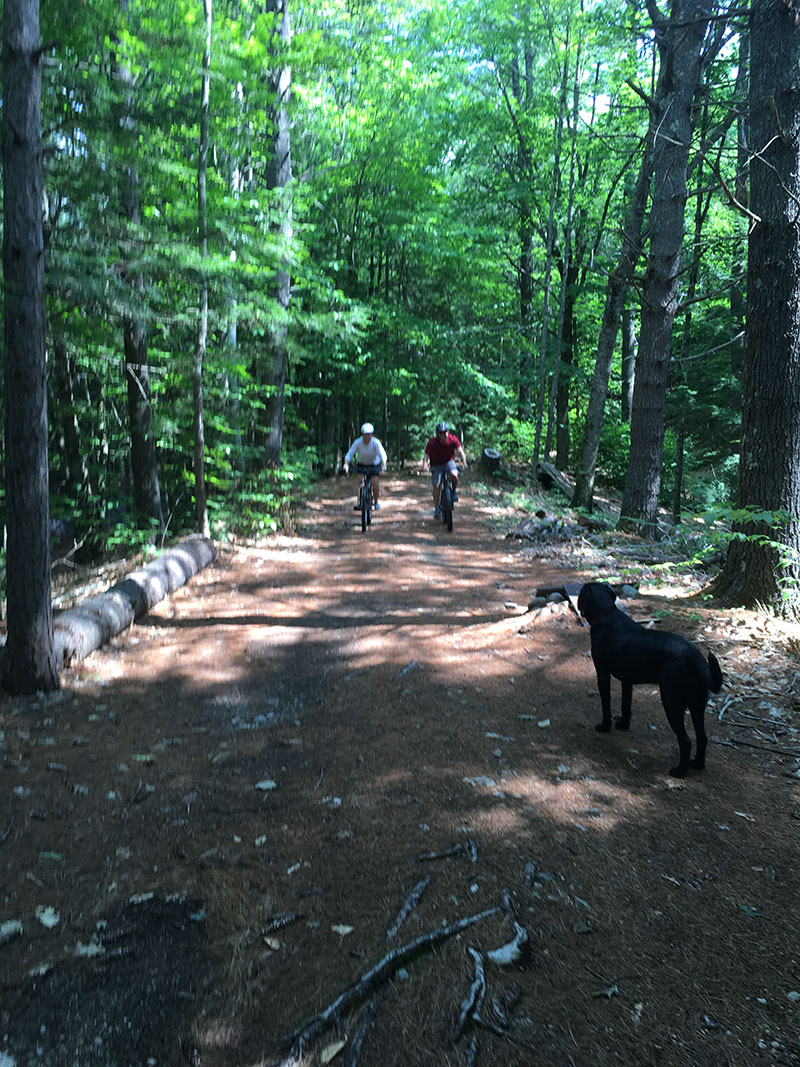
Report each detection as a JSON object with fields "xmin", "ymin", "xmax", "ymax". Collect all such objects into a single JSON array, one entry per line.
[{"xmin": 707, "ymin": 651, "xmax": 723, "ymax": 693}]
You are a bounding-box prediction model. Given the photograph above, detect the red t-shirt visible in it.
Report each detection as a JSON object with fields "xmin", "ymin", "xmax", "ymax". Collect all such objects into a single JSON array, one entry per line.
[{"xmin": 425, "ymin": 432, "xmax": 462, "ymax": 466}]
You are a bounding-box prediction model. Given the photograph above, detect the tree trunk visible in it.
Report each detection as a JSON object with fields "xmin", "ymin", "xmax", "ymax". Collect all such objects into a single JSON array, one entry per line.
[
  {"xmin": 2, "ymin": 0, "xmax": 59, "ymax": 693},
  {"xmin": 193, "ymin": 0, "xmax": 212, "ymax": 538},
  {"xmin": 113, "ymin": 8, "xmax": 164, "ymax": 529},
  {"xmin": 555, "ymin": 264, "xmax": 577, "ymax": 469},
  {"xmin": 532, "ymin": 38, "xmax": 569, "ymax": 468},
  {"xmin": 509, "ymin": 37, "xmax": 535, "ymax": 421},
  {"xmin": 571, "ymin": 133, "xmax": 653, "ymax": 510},
  {"xmin": 729, "ymin": 29, "xmax": 748, "ymax": 383},
  {"xmin": 262, "ymin": 0, "xmax": 292, "ymax": 468},
  {"xmin": 671, "ymin": 89, "xmax": 713, "ymax": 525},
  {"xmin": 714, "ymin": 6, "xmax": 800, "ymax": 615},
  {"xmin": 619, "ymin": 0, "xmax": 715, "ymax": 537},
  {"xmin": 621, "ymin": 307, "xmax": 636, "ymax": 423},
  {"xmin": 517, "ymin": 222, "xmax": 534, "ymax": 419},
  {"xmin": 51, "ymin": 335, "xmax": 90, "ymax": 497},
  {"xmin": 125, "ymin": 314, "xmax": 163, "ymax": 527},
  {"xmin": 671, "ymin": 426, "xmax": 685, "ymax": 525},
  {"xmin": 546, "ymin": 22, "xmax": 582, "ymax": 465}
]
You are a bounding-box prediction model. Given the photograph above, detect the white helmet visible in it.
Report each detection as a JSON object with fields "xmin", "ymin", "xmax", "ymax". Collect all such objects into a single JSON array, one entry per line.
[{"xmin": 361, "ymin": 422, "xmax": 374, "ymax": 434}]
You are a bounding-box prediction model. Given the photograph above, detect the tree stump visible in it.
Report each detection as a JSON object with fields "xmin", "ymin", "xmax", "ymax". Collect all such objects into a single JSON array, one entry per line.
[{"xmin": 481, "ymin": 447, "xmax": 500, "ymax": 474}]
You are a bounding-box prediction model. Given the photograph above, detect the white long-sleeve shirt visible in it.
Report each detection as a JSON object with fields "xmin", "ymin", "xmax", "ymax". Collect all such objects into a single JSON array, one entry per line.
[{"xmin": 345, "ymin": 435, "xmax": 387, "ymax": 466}]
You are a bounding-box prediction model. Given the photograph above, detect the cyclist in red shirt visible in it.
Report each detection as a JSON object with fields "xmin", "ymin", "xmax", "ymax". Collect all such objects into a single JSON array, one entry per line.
[{"xmin": 423, "ymin": 422, "xmax": 468, "ymax": 518}]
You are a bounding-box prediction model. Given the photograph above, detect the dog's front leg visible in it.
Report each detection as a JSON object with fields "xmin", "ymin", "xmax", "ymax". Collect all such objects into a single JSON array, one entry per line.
[
  {"xmin": 595, "ymin": 670, "xmax": 613, "ymax": 732},
  {"xmin": 616, "ymin": 681, "xmax": 633, "ymax": 730},
  {"xmin": 664, "ymin": 701, "xmax": 692, "ymax": 777}
]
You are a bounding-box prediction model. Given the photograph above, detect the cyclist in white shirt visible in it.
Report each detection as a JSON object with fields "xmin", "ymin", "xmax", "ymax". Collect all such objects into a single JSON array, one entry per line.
[{"xmin": 343, "ymin": 423, "xmax": 388, "ymax": 510}]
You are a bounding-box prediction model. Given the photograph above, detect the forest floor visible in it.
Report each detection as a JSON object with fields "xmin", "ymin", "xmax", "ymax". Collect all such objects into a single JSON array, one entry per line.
[{"xmin": 1, "ymin": 465, "xmax": 799, "ymax": 1067}]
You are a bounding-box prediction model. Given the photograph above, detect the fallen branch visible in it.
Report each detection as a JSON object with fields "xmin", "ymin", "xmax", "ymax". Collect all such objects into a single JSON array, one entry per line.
[
  {"xmin": 386, "ymin": 877, "xmax": 430, "ymax": 940},
  {"xmin": 465, "ymin": 1033, "xmax": 479, "ymax": 1067},
  {"xmin": 341, "ymin": 1000, "xmax": 378, "ymax": 1067},
  {"xmin": 713, "ymin": 737, "xmax": 800, "ymax": 759},
  {"xmin": 282, "ymin": 906, "xmax": 501, "ymax": 1054},
  {"xmin": 490, "ymin": 984, "xmax": 519, "ymax": 1029},
  {"xmin": 730, "ymin": 721, "xmax": 788, "ymax": 738},
  {"xmin": 414, "ymin": 839, "xmax": 478, "ymax": 863},
  {"xmin": 486, "ymin": 922, "xmax": 531, "ymax": 967},
  {"xmin": 263, "ymin": 912, "xmax": 303, "ymax": 935},
  {"xmin": 415, "ymin": 843, "xmax": 465, "ymax": 863},
  {"xmin": 451, "ymin": 948, "xmax": 487, "ymax": 1041}
]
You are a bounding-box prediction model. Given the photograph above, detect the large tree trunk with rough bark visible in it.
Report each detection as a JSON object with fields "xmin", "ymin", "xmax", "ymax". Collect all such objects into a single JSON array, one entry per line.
[
  {"xmin": 2, "ymin": 0, "xmax": 59, "ymax": 694},
  {"xmin": 714, "ymin": 4, "xmax": 800, "ymax": 615},
  {"xmin": 618, "ymin": 0, "xmax": 715, "ymax": 537}
]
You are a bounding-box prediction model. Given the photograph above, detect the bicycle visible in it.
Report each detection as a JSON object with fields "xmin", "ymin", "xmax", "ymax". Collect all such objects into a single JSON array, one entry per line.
[
  {"xmin": 356, "ymin": 465, "xmax": 375, "ymax": 532},
  {"xmin": 436, "ymin": 466, "xmax": 459, "ymax": 532}
]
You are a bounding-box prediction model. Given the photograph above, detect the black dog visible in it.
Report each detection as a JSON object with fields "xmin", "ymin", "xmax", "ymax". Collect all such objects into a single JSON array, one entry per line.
[{"xmin": 577, "ymin": 582, "xmax": 723, "ymax": 777}]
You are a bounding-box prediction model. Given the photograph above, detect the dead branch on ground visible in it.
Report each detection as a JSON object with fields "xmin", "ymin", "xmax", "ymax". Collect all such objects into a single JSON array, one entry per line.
[
  {"xmin": 281, "ymin": 906, "xmax": 501, "ymax": 1056},
  {"xmin": 386, "ymin": 877, "xmax": 431, "ymax": 940}
]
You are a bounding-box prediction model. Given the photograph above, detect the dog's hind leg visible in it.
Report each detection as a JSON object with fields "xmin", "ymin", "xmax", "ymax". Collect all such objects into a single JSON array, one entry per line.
[
  {"xmin": 662, "ymin": 696, "xmax": 692, "ymax": 777},
  {"xmin": 688, "ymin": 697, "xmax": 708, "ymax": 771}
]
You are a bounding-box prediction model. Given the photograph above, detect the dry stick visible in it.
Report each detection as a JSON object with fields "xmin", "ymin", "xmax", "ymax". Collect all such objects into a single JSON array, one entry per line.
[
  {"xmin": 472, "ymin": 1012, "xmax": 510, "ymax": 1038},
  {"xmin": 415, "ymin": 838, "xmax": 479, "ymax": 864},
  {"xmin": 451, "ymin": 948, "xmax": 487, "ymax": 1042},
  {"xmin": 713, "ymin": 737, "xmax": 800, "ymax": 759},
  {"xmin": 341, "ymin": 1000, "xmax": 378, "ymax": 1067},
  {"xmin": 415, "ymin": 843, "xmax": 465, "ymax": 862},
  {"xmin": 386, "ymin": 876, "xmax": 431, "ymax": 940},
  {"xmin": 728, "ymin": 720, "xmax": 787, "ymax": 735},
  {"xmin": 734, "ymin": 710, "xmax": 791, "ymax": 726},
  {"xmin": 282, "ymin": 906, "xmax": 501, "ymax": 1053},
  {"xmin": 263, "ymin": 911, "xmax": 303, "ymax": 934},
  {"xmin": 465, "ymin": 1033, "xmax": 479, "ymax": 1067}
]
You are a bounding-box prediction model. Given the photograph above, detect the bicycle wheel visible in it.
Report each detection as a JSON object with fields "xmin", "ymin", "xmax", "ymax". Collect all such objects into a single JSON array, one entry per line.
[
  {"xmin": 441, "ymin": 481, "xmax": 453, "ymax": 531},
  {"xmin": 361, "ymin": 481, "xmax": 372, "ymax": 531}
]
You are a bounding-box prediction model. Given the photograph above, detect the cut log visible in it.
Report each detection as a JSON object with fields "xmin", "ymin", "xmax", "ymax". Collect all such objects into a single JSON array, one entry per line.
[
  {"xmin": 534, "ymin": 582, "xmax": 583, "ymax": 618},
  {"xmin": 51, "ymin": 536, "xmax": 216, "ymax": 668},
  {"xmin": 536, "ymin": 460, "xmax": 574, "ymax": 500},
  {"xmin": 481, "ymin": 447, "xmax": 501, "ymax": 474}
]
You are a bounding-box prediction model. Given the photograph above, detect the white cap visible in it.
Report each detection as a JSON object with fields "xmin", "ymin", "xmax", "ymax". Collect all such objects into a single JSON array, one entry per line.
[{"xmin": 361, "ymin": 422, "xmax": 374, "ymax": 434}]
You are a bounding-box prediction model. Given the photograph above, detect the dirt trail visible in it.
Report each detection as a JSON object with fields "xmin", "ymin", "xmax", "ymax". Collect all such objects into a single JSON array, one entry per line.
[{"xmin": 1, "ymin": 469, "xmax": 798, "ymax": 1067}]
